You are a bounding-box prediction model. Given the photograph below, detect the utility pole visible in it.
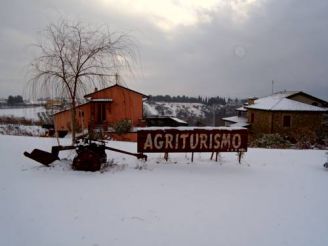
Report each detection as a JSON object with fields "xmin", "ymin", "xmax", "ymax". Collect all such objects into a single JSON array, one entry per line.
[
  {"xmin": 272, "ymin": 80, "xmax": 274, "ymax": 95},
  {"xmin": 115, "ymin": 73, "xmax": 119, "ymax": 85},
  {"xmin": 212, "ymin": 104, "xmax": 216, "ymax": 126}
]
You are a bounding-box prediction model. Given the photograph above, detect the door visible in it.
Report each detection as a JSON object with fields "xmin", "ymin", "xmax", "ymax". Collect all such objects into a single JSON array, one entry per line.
[{"xmin": 96, "ymin": 103, "xmax": 106, "ymax": 124}]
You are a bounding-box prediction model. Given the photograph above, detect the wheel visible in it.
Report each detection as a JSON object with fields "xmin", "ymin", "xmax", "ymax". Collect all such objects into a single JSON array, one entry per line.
[{"xmin": 72, "ymin": 149, "xmax": 103, "ymax": 171}]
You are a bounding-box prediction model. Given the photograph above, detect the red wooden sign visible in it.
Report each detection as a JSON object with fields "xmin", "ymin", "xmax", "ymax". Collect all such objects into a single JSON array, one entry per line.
[{"xmin": 137, "ymin": 128, "xmax": 248, "ymax": 153}]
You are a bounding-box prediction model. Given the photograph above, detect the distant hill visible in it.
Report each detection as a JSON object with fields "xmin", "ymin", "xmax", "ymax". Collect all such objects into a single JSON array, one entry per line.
[{"xmin": 144, "ymin": 100, "xmax": 242, "ymax": 126}]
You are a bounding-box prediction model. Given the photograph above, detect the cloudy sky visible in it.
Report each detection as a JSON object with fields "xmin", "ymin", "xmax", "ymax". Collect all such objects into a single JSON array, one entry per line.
[{"xmin": 1, "ymin": 0, "xmax": 327, "ymax": 100}]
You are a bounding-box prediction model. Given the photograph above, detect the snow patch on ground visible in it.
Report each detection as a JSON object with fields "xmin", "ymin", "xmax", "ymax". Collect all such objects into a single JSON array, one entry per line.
[{"xmin": 1, "ymin": 135, "xmax": 328, "ymax": 246}]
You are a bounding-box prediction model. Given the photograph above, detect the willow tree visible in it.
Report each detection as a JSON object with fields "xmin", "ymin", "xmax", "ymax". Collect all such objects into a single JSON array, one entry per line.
[{"xmin": 29, "ymin": 20, "xmax": 136, "ymax": 143}]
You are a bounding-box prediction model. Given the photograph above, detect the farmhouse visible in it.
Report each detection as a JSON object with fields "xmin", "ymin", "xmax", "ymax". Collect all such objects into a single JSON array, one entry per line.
[
  {"xmin": 222, "ymin": 91, "xmax": 328, "ymax": 140},
  {"xmin": 53, "ymin": 84, "xmax": 148, "ymax": 141}
]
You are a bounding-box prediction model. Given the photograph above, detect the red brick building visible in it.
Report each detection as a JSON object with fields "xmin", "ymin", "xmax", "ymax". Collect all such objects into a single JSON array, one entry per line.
[{"xmin": 53, "ymin": 84, "xmax": 148, "ymax": 141}]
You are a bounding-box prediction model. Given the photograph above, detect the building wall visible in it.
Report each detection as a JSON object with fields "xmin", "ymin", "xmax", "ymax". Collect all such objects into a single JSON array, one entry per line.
[
  {"xmin": 247, "ymin": 108, "xmax": 323, "ymax": 137},
  {"xmin": 54, "ymin": 103, "xmax": 91, "ymax": 132},
  {"xmin": 88, "ymin": 86, "xmax": 143, "ymax": 126},
  {"xmin": 271, "ymin": 111, "xmax": 322, "ymax": 135},
  {"xmin": 288, "ymin": 94, "xmax": 326, "ymax": 107},
  {"xmin": 247, "ymin": 109, "xmax": 272, "ymax": 134}
]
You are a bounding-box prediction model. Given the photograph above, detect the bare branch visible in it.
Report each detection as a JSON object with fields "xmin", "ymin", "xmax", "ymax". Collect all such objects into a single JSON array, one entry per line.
[{"xmin": 28, "ymin": 19, "xmax": 138, "ymax": 142}]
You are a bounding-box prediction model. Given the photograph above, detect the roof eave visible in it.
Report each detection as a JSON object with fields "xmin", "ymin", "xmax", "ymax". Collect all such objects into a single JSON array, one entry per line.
[
  {"xmin": 84, "ymin": 84, "xmax": 148, "ymax": 98},
  {"xmin": 246, "ymin": 107, "xmax": 327, "ymax": 112}
]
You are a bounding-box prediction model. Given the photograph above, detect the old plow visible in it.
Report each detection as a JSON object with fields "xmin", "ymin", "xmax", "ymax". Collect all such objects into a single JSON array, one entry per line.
[{"xmin": 24, "ymin": 137, "xmax": 147, "ymax": 171}]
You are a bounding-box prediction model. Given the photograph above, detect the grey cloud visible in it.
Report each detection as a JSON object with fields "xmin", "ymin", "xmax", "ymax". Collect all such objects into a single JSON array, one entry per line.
[{"xmin": 0, "ymin": 0, "xmax": 327, "ymax": 100}]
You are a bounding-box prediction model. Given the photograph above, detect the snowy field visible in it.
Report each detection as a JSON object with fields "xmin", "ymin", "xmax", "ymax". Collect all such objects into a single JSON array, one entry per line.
[
  {"xmin": 1, "ymin": 135, "xmax": 328, "ymax": 246},
  {"xmin": 0, "ymin": 106, "xmax": 45, "ymax": 120}
]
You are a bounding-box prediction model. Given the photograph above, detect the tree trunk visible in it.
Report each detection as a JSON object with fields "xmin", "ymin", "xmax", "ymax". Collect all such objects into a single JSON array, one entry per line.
[{"xmin": 70, "ymin": 99, "xmax": 77, "ymax": 145}]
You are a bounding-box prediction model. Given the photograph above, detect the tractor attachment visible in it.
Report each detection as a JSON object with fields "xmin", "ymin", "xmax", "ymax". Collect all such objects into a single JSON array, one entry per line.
[
  {"xmin": 24, "ymin": 149, "xmax": 59, "ymax": 166},
  {"xmin": 24, "ymin": 145, "xmax": 76, "ymax": 166},
  {"xmin": 24, "ymin": 138, "xmax": 147, "ymax": 171}
]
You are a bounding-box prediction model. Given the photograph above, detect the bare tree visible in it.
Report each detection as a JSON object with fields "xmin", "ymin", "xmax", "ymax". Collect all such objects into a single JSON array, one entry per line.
[{"xmin": 29, "ymin": 20, "xmax": 136, "ymax": 143}]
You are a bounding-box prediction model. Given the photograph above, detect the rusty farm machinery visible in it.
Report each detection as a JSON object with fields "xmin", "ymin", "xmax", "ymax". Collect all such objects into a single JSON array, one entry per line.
[{"xmin": 24, "ymin": 136, "xmax": 147, "ymax": 171}]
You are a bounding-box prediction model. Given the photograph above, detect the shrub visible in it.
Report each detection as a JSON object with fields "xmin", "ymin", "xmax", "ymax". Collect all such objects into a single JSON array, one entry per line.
[
  {"xmin": 112, "ymin": 119, "xmax": 132, "ymax": 135},
  {"xmin": 251, "ymin": 133, "xmax": 291, "ymax": 148},
  {"xmin": 290, "ymin": 127, "xmax": 317, "ymax": 149}
]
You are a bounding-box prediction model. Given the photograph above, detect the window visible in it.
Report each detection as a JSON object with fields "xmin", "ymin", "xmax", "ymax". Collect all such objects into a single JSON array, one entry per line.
[
  {"xmin": 283, "ymin": 115, "xmax": 291, "ymax": 127},
  {"xmin": 250, "ymin": 113, "xmax": 255, "ymax": 123}
]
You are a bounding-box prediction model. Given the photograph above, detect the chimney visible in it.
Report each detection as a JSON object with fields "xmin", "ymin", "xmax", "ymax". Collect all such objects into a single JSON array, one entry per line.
[
  {"xmin": 247, "ymin": 97, "xmax": 257, "ymax": 105},
  {"xmin": 94, "ymin": 87, "xmax": 98, "ymax": 92}
]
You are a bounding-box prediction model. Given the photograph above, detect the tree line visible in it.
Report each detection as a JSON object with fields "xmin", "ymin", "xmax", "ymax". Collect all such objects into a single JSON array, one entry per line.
[
  {"xmin": 7, "ymin": 95, "xmax": 24, "ymax": 105},
  {"xmin": 148, "ymin": 95, "xmax": 242, "ymax": 105}
]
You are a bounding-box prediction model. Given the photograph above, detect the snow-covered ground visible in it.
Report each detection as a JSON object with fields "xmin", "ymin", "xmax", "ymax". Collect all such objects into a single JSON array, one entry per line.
[
  {"xmin": 0, "ymin": 106, "xmax": 46, "ymax": 120},
  {"xmin": 1, "ymin": 135, "xmax": 328, "ymax": 246}
]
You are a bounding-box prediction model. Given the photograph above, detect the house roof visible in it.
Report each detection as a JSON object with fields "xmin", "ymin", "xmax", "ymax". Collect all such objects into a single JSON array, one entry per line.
[
  {"xmin": 286, "ymin": 91, "xmax": 328, "ymax": 106},
  {"xmin": 245, "ymin": 92, "xmax": 327, "ymax": 112},
  {"xmin": 145, "ymin": 116, "xmax": 188, "ymax": 125},
  {"xmin": 89, "ymin": 99, "xmax": 113, "ymax": 103},
  {"xmin": 169, "ymin": 117, "xmax": 188, "ymax": 124},
  {"xmin": 222, "ymin": 116, "xmax": 250, "ymax": 127},
  {"xmin": 53, "ymin": 102, "xmax": 90, "ymax": 116},
  {"xmin": 84, "ymin": 84, "xmax": 148, "ymax": 99},
  {"xmin": 236, "ymin": 106, "xmax": 247, "ymax": 112}
]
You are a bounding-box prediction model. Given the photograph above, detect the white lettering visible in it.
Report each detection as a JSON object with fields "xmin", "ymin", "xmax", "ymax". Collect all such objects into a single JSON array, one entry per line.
[
  {"xmin": 143, "ymin": 134, "xmax": 153, "ymax": 150},
  {"xmin": 180, "ymin": 134, "xmax": 189, "ymax": 149},
  {"xmin": 175, "ymin": 134, "xmax": 179, "ymax": 149},
  {"xmin": 190, "ymin": 134, "xmax": 199, "ymax": 150},
  {"xmin": 221, "ymin": 134, "xmax": 231, "ymax": 149},
  {"xmin": 209, "ymin": 134, "xmax": 213, "ymax": 149},
  {"xmin": 232, "ymin": 134, "xmax": 241, "ymax": 149},
  {"xmin": 214, "ymin": 134, "xmax": 221, "ymax": 149},
  {"xmin": 199, "ymin": 134, "xmax": 208, "ymax": 149},
  {"xmin": 165, "ymin": 134, "xmax": 174, "ymax": 149},
  {"xmin": 154, "ymin": 134, "xmax": 164, "ymax": 149}
]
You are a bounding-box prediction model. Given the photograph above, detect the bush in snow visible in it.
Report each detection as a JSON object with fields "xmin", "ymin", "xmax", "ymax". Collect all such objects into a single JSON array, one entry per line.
[
  {"xmin": 251, "ymin": 133, "xmax": 291, "ymax": 148},
  {"xmin": 112, "ymin": 119, "xmax": 132, "ymax": 135},
  {"xmin": 0, "ymin": 116, "xmax": 41, "ymax": 126},
  {"xmin": 0, "ymin": 124, "xmax": 46, "ymax": 136}
]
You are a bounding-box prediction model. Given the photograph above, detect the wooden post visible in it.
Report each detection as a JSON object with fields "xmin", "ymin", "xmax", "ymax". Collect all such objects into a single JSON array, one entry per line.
[
  {"xmin": 238, "ymin": 152, "xmax": 243, "ymax": 164},
  {"xmin": 215, "ymin": 152, "xmax": 219, "ymax": 162},
  {"xmin": 164, "ymin": 152, "xmax": 168, "ymax": 161}
]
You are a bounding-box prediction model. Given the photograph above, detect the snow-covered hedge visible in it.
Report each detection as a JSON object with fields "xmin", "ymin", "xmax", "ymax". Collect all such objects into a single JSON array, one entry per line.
[{"xmin": 0, "ymin": 124, "xmax": 46, "ymax": 137}]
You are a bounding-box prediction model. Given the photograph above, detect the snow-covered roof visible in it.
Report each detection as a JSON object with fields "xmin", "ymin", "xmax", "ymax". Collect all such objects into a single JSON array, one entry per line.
[
  {"xmin": 236, "ymin": 106, "xmax": 247, "ymax": 112},
  {"xmin": 170, "ymin": 117, "xmax": 188, "ymax": 124},
  {"xmin": 145, "ymin": 116, "xmax": 188, "ymax": 125},
  {"xmin": 89, "ymin": 99, "xmax": 113, "ymax": 102},
  {"xmin": 222, "ymin": 116, "xmax": 245, "ymax": 123},
  {"xmin": 135, "ymin": 126, "xmax": 246, "ymax": 131},
  {"xmin": 84, "ymin": 84, "xmax": 148, "ymax": 98},
  {"xmin": 246, "ymin": 92, "xmax": 327, "ymax": 112},
  {"xmin": 222, "ymin": 116, "xmax": 250, "ymax": 127},
  {"xmin": 230, "ymin": 122, "xmax": 250, "ymax": 127}
]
